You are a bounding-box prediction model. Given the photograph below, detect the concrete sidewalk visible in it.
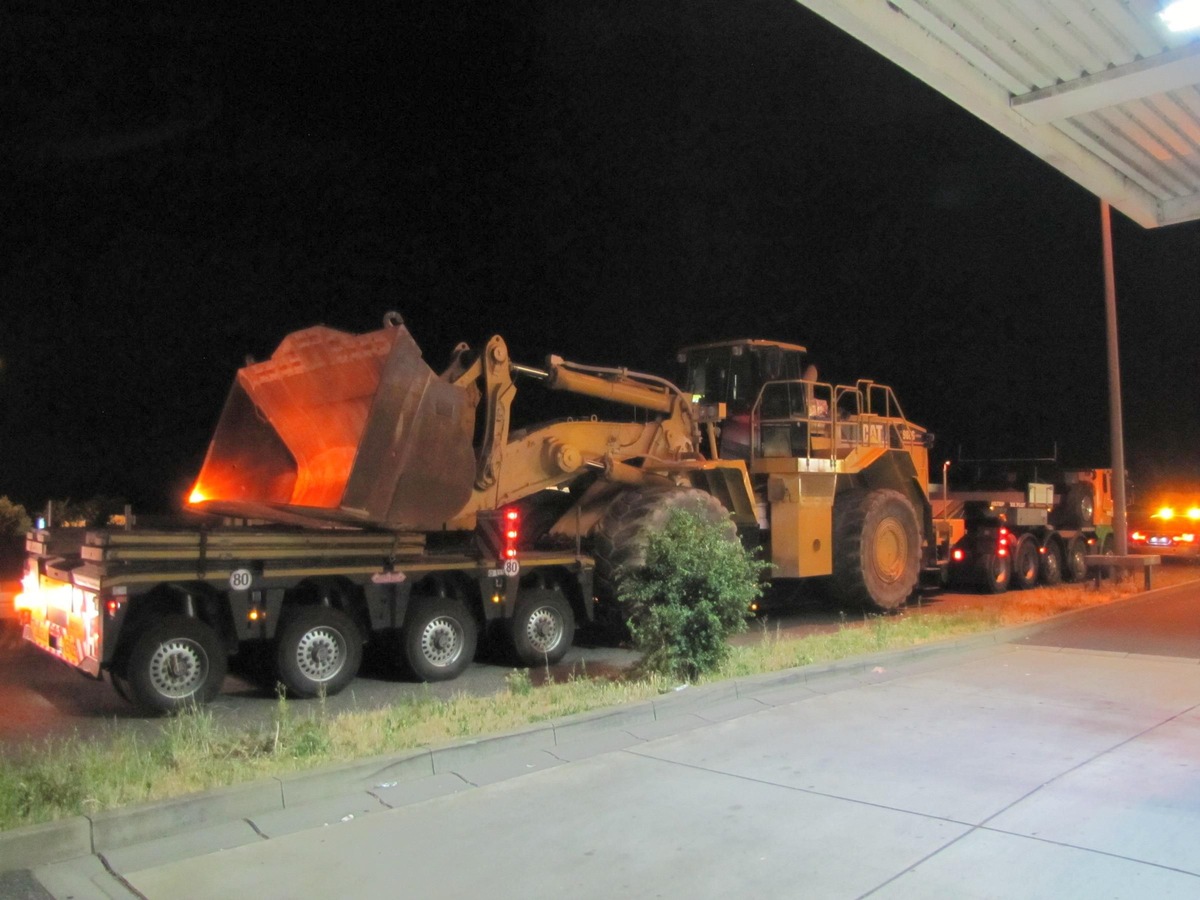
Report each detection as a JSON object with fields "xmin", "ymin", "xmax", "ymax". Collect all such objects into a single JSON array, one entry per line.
[{"xmin": 7, "ymin": 619, "xmax": 1200, "ymax": 899}]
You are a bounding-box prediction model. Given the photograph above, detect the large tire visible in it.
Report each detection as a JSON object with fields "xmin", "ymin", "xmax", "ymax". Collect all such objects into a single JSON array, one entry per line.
[
  {"xmin": 1063, "ymin": 536, "xmax": 1088, "ymax": 582},
  {"xmin": 1010, "ymin": 534, "xmax": 1040, "ymax": 589},
  {"xmin": 1039, "ymin": 540, "xmax": 1063, "ymax": 586},
  {"xmin": 979, "ymin": 552, "xmax": 1010, "ymax": 594},
  {"xmin": 510, "ymin": 588, "xmax": 575, "ymax": 667},
  {"xmin": 592, "ymin": 485, "xmax": 737, "ymax": 604},
  {"xmin": 126, "ymin": 616, "xmax": 227, "ymax": 714},
  {"xmin": 1057, "ymin": 483, "xmax": 1095, "ymax": 529},
  {"xmin": 403, "ymin": 595, "xmax": 478, "ymax": 682},
  {"xmin": 832, "ymin": 488, "xmax": 921, "ymax": 611},
  {"xmin": 274, "ymin": 606, "xmax": 364, "ymax": 698}
]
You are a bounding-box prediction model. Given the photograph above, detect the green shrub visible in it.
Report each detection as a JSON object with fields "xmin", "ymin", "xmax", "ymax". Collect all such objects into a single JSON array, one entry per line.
[{"xmin": 618, "ymin": 507, "xmax": 766, "ymax": 681}]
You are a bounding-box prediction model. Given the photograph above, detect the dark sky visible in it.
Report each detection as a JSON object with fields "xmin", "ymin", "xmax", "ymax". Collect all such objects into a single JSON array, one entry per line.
[{"xmin": 4, "ymin": 0, "xmax": 1199, "ymax": 514}]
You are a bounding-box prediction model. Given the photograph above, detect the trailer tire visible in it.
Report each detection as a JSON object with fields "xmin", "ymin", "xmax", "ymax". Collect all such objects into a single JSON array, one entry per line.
[
  {"xmin": 1100, "ymin": 534, "xmax": 1117, "ymax": 579},
  {"xmin": 1011, "ymin": 535, "xmax": 1040, "ymax": 589},
  {"xmin": 832, "ymin": 488, "xmax": 920, "ymax": 611},
  {"xmin": 593, "ymin": 485, "xmax": 736, "ymax": 608},
  {"xmin": 1064, "ymin": 537, "xmax": 1088, "ymax": 582},
  {"xmin": 979, "ymin": 553, "xmax": 1010, "ymax": 594},
  {"xmin": 126, "ymin": 616, "xmax": 227, "ymax": 714},
  {"xmin": 510, "ymin": 588, "xmax": 575, "ymax": 667},
  {"xmin": 1039, "ymin": 541, "xmax": 1063, "ymax": 586},
  {"xmin": 404, "ymin": 596, "xmax": 478, "ymax": 682},
  {"xmin": 274, "ymin": 606, "xmax": 363, "ymax": 698}
]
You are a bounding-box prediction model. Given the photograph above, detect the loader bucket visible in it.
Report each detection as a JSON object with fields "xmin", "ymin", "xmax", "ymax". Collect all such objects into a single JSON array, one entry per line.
[{"xmin": 188, "ymin": 319, "xmax": 478, "ymax": 530}]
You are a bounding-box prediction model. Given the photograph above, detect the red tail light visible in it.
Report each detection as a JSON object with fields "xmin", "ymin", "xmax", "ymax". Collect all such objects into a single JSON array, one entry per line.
[{"xmin": 503, "ymin": 508, "xmax": 520, "ymax": 560}]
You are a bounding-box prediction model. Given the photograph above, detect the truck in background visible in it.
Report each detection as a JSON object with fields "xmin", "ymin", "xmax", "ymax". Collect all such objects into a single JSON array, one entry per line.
[{"xmin": 930, "ymin": 457, "xmax": 1116, "ymax": 593}]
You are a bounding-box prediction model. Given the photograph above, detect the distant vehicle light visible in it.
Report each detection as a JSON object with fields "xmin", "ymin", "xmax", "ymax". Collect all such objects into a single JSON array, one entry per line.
[
  {"xmin": 1131, "ymin": 531, "xmax": 1146, "ymax": 542},
  {"xmin": 1155, "ymin": 506, "xmax": 1175, "ymax": 521},
  {"xmin": 1188, "ymin": 507, "xmax": 1200, "ymax": 521}
]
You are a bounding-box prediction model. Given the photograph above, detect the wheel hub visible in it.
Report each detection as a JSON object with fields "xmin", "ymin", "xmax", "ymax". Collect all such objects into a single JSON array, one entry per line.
[
  {"xmin": 295, "ymin": 627, "xmax": 345, "ymax": 682},
  {"xmin": 873, "ymin": 518, "xmax": 908, "ymax": 583},
  {"xmin": 524, "ymin": 607, "xmax": 563, "ymax": 654},
  {"xmin": 148, "ymin": 639, "xmax": 208, "ymax": 699},
  {"xmin": 420, "ymin": 617, "xmax": 463, "ymax": 667}
]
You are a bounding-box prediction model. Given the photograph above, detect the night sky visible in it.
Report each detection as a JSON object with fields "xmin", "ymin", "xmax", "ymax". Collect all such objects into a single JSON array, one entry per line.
[{"xmin": 4, "ymin": 0, "xmax": 1200, "ymax": 516}]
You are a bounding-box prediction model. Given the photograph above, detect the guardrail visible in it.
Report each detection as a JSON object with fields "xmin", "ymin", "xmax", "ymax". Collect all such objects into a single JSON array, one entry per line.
[{"xmin": 1084, "ymin": 554, "xmax": 1161, "ymax": 591}]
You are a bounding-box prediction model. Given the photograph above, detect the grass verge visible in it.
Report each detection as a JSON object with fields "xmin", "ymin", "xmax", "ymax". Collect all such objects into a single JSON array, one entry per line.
[{"xmin": 2, "ymin": 567, "xmax": 1195, "ymax": 833}]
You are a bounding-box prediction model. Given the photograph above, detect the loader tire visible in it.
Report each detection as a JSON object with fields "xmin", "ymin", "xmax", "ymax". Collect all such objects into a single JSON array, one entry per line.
[
  {"xmin": 127, "ymin": 616, "xmax": 227, "ymax": 714},
  {"xmin": 832, "ymin": 488, "xmax": 920, "ymax": 612},
  {"xmin": 592, "ymin": 486, "xmax": 736, "ymax": 629}
]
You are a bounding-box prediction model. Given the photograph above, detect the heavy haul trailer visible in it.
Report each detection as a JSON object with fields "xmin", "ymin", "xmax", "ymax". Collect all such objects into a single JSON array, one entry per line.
[
  {"xmin": 19, "ymin": 521, "xmax": 591, "ymax": 713},
  {"xmin": 929, "ymin": 463, "xmax": 1116, "ymax": 593},
  {"xmin": 19, "ymin": 312, "xmax": 752, "ymax": 712}
]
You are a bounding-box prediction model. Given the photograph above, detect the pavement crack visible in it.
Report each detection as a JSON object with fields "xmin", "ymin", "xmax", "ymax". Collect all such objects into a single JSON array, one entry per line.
[
  {"xmin": 97, "ymin": 852, "xmax": 149, "ymax": 899},
  {"xmin": 245, "ymin": 817, "xmax": 270, "ymax": 839}
]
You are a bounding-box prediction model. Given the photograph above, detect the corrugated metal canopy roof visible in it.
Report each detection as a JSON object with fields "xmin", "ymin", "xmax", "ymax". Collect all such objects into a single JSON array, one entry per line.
[{"xmin": 794, "ymin": 0, "xmax": 1200, "ymax": 227}]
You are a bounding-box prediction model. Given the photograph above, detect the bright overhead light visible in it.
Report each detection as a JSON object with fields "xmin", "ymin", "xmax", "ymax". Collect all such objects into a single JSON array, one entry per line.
[{"xmin": 1160, "ymin": 0, "xmax": 1200, "ymax": 32}]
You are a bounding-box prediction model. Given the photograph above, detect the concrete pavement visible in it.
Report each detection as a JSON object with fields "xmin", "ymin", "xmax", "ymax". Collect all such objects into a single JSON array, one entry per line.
[{"xmin": 5, "ymin": 584, "xmax": 1200, "ymax": 899}]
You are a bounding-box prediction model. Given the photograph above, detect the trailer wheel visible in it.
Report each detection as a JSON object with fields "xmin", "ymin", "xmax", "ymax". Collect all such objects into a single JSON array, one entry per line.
[
  {"xmin": 126, "ymin": 616, "xmax": 227, "ymax": 714},
  {"xmin": 274, "ymin": 606, "xmax": 363, "ymax": 698},
  {"xmin": 510, "ymin": 588, "xmax": 575, "ymax": 667},
  {"xmin": 1100, "ymin": 534, "xmax": 1117, "ymax": 579},
  {"xmin": 593, "ymin": 486, "xmax": 736, "ymax": 632},
  {"xmin": 1063, "ymin": 537, "xmax": 1088, "ymax": 582},
  {"xmin": 979, "ymin": 553, "xmax": 1010, "ymax": 594},
  {"xmin": 1011, "ymin": 535, "xmax": 1040, "ymax": 589},
  {"xmin": 404, "ymin": 595, "xmax": 478, "ymax": 682},
  {"xmin": 832, "ymin": 488, "xmax": 920, "ymax": 611},
  {"xmin": 1038, "ymin": 541, "xmax": 1063, "ymax": 586}
]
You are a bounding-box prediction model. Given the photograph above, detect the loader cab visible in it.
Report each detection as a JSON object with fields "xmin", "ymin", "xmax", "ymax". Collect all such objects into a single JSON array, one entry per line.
[{"xmin": 677, "ymin": 339, "xmax": 809, "ymax": 459}]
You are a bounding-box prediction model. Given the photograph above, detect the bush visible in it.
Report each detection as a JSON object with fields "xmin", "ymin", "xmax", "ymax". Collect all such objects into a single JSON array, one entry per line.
[{"xmin": 618, "ymin": 507, "xmax": 766, "ymax": 681}]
